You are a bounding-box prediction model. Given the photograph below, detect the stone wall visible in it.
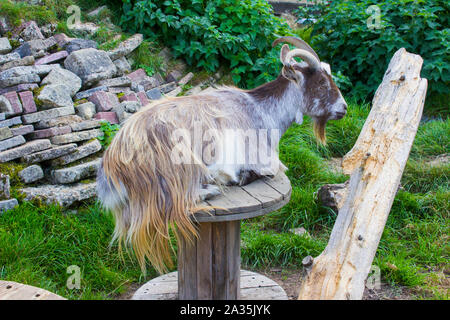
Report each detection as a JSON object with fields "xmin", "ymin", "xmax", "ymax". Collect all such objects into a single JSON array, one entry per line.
[{"xmin": 0, "ymin": 18, "xmax": 196, "ymax": 211}]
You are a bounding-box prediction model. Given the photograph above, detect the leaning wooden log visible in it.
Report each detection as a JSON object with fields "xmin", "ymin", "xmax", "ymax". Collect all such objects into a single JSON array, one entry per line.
[{"xmin": 298, "ymin": 48, "xmax": 428, "ymax": 300}]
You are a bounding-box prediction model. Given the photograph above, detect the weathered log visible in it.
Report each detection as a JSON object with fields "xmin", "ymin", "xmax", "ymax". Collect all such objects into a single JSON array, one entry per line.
[{"xmin": 298, "ymin": 48, "xmax": 428, "ymax": 300}]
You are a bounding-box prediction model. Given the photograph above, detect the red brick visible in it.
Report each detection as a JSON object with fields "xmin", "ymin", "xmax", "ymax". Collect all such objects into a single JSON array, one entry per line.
[
  {"xmin": 3, "ymin": 91, "xmax": 22, "ymax": 115},
  {"xmin": 94, "ymin": 112, "xmax": 119, "ymax": 124},
  {"xmin": 88, "ymin": 91, "xmax": 119, "ymax": 112},
  {"xmin": 30, "ymin": 126, "xmax": 71, "ymax": 139},
  {"xmin": 18, "ymin": 91, "xmax": 37, "ymax": 114}
]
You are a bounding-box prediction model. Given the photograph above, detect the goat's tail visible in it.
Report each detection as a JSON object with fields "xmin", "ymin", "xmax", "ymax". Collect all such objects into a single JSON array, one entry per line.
[{"xmin": 96, "ymin": 108, "xmax": 208, "ymax": 274}]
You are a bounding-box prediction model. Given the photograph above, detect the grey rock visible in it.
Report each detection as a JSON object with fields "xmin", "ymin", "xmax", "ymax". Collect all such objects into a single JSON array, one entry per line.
[
  {"xmin": 50, "ymin": 128, "xmax": 103, "ymax": 145},
  {"xmin": 20, "ymin": 182, "xmax": 97, "ymax": 207},
  {"xmin": 0, "ymin": 139, "xmax": 51, "ymax": 162},
  {"xmin": 63, "ymin": 38, "xmax": 98, "ymax": 54},
  {"xmin": 0, "ymin": 112, "xmax": 4, "ymax": 120},
  {"xmin": 68, "ymin": 23, "xmax": 99, "ymax": 37},
  {"xmin": 75, "ymin": 102, "xmax": 96, "ymax": 120},
  {"xmin": 0, "ymin": 73, "xmax": 40, "ymax": 88},
  {"xmin": 158, "ymin": 81, "xmax": 177, "ymax": 94},
  {"xmin": 113, "ymin": 56, "xmax": 131, "ymax": 76},
  {"xmin": 0, "ymin": 52, "xmax": 21, "ymax": 66},
  {"xmin": 98, "ymin": 76, "xmax": 131, "ymax": 88},
  {"xmin": 74, "ymin": 86, "xmax": 107, "ymax": 100},
  {"xmin": 0, "ymin": 173, "xmax": 10, "ymax": 199},
  {"xmin": 13, "ymin": 37, "xmax": 57, "ymax": 58},
  {"xmin": 17, "ymin": 21, "xmax": 44, "ymax": 41},
  {"xmin": 0, "ymin": 95, "xmax": 13, "ymax": 114},
  {"xmin": 21, "ymin": 106, "xmax": 75, "ymax": 124},
  {"xmin": 108, "ymin": 34, "xmax": 143, "ymax": 60},
  {"xmin": 0, "ymin": 64, "xmax": 61, "ymax": 88},
  {"xmin": 37, "ymin": 84, "xmax": 74, "ymax": 109},
  {"xmin": 52, "ymin": 158, "xmax": 101, "ymax": 184},
  {"xmin": 52, "ymin": 139, "xmax": 101, "ymax": 166},
  {"xmin": 165, "ymin": 70, "xmax": 182, "ymax": 83},
  {"xmin": 146, "ymin": 88, "xmax": 162, "ymax": 100},
  {"xmin": 166, "ymin": 86, "xmax": 182, "ymax": 97},
  {"xmin": 64, "ymin": 48, "xmax": 116, "ymax": 86},
  {"xmin": 41, "ymin": 68, "xmax": 82, "ymax": 97},
  {"xmin": 0, "ymin": 56, "xmax": 35, "ymax": 72},
  {"xmin": 0, "ymin": 126, "xmax": 12, "ymax": 141},
  {"xmin": 0, "ymin": 135, "xmax": 26, "ymax": 152},
  {"xmin": 70, "ymin": 119, "xmax": 102, "ymax": 131},
  {"xmin": 23, "ymin": 143, "xmax": 77, "ymax": 163},
  {"xmin": 18, "ymin": 165, "xmax": 44, "ymax": 183},
  {"xmin": 108, "ymin": 86, "xmax": 132, "ymax": 95},
  {"xmin": 34, "ymin": 114, "xmax": 82, "ymax": 129},
  {"xmin": 178, "ymin": 72, "xmax": 194, "ymax": 86},
  {"xmin": 121, "ymin": 100, "xmax": 141, "ymax": 113},
  {"xmin": 0, "ymin": 198, "xmax": 18, "ymax": 213},
  {"xmin": 112, "ymin": 103, "xmax": 126, "ymax": 123},
  {"xmin": 0, "ymin": 116, "xmax": 21, "ymax": 128},
  {"xmin": 40, "ymin": 23, "xmax": 57, "ymax": 38},
  {"xmin": 10, "ymin": 125, "xmax": 34, "ymax": 136},
  {"xmin": 0, "ymin": 37, "xmax": 12, "ymax": 54}
]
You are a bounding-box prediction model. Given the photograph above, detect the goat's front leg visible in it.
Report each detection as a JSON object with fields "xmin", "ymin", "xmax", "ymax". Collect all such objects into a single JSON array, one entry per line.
[
  {"xmin": 236, "ymin": 169, "xmax": 263, "ymax": 186},
  {"xmin": 199, "ymin": 184, "xmax": 221, "ymax": 200}
]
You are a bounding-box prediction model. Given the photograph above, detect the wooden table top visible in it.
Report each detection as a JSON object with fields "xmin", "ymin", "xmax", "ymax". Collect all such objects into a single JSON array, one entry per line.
[
  {"xmin": 0, "ymin": 281, "xmax": 66, "ymax": 300},
  {"xmin": 194, "ymin": 172, "xmax": 292, "ymax": 222}
]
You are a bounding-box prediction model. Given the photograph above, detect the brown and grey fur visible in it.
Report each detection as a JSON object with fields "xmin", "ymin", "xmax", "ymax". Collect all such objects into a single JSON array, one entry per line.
[{"xmin": 97, "ymin": 37, "xmax": 347, "ymax": 274}]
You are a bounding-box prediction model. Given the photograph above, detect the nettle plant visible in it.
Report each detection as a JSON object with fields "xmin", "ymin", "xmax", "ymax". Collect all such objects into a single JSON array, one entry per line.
[
  {"xmin": 120, "ymin": 0, "xmax": 291, "ymax": 88},
  {"xmin": 296, "ymin": 0, "xmax": 450, "ymax": 110}
]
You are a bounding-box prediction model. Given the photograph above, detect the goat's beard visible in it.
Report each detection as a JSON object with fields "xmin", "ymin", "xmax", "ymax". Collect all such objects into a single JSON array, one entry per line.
[{"xmin": 313, "ymin": 116, "xmax": 327, "ymax": 145}]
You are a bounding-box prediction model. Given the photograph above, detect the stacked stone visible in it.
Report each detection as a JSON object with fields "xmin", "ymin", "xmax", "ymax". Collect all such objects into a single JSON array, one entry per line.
[{"xmin": 0, "ymin": 18, "xmax": 195, "ymax": 207}]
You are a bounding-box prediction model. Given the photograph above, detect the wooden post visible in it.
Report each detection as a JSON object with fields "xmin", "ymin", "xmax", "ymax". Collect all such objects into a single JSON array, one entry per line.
[
  {"xmin": 298, "ymin": 48, "xmax": 428, "ymax": 300},
  {"xmin": 178, "ymin": 220, "xmax": 241, "ymax": 300}
]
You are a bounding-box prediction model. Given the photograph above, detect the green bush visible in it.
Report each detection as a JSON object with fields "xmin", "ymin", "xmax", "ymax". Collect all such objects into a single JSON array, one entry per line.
[
  {"xmin": 119, "ymin": 0, "xmax": 291, "ymax": 87},
  {"xmin": 296, "ymin": 0, "xmax": 449, "ymax": 113}
]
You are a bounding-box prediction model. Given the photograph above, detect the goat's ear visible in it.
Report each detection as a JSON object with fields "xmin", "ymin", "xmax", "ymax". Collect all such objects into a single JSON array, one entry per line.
[
  {"xmin": 280, "ymin": 44, "xmax": 290, "ymax": 64},
  {"xmin": 282, "ymin": 65, "xmax": 302, "ymax": 84}
]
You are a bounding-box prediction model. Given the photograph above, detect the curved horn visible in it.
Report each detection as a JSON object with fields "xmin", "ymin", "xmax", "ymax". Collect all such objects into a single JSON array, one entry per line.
[
  {"xmin": 285, "ymin": 49, "xmax": 321, "ymax": 70},
  {"xmin": 272, "ymin": 36, "xmax": 320, "ymax": 62}
]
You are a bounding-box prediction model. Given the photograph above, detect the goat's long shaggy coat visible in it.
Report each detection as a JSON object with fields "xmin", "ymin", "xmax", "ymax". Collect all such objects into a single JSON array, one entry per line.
[{"xmin": 98, "ymin": 95, "xmax": 252, "ymax": 273}]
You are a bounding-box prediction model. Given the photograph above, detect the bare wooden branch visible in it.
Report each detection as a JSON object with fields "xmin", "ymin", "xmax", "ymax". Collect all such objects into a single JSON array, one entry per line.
[{"xmin": 298, "ymin": 48, "xmax": 428, "ymax": 300}]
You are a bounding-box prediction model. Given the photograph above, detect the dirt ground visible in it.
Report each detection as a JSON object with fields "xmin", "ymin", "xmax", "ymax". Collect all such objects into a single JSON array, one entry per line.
[
  {"xmin": 259, "ymin": 268, "xmax": 414, "ymax": 300},
  {"xmin": 117, "ymin": 267, "xmax": 414, "ymax": 300}
]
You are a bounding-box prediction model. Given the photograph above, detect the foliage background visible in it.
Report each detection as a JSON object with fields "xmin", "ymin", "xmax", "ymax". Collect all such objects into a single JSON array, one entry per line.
[
  {"xmin": 119, "ymin": 0, "xmax": 291, "ymax": 87},
  {"xmin": 296, "ymin": 0, "xmax": 449, "ymax": 114}
]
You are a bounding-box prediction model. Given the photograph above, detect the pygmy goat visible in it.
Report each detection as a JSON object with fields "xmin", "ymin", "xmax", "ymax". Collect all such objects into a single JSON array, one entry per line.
[{"xmin": 97, "ymin": 37, "xmax": 347, "ymax": 273}]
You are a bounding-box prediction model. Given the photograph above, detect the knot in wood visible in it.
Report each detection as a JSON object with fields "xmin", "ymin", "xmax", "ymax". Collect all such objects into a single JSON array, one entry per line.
[{"xmin": 302, "ymin": 255, "xmax": 314, "ymax": 267}]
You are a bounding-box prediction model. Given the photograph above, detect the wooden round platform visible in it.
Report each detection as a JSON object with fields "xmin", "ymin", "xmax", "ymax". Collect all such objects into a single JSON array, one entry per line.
[
  {"xmin": 194, "ymin": 172, "xmax": 291, "ymax": 222},
  {"xmin": 132, "ymin": 270, "xmax": 288, "ymax": 300},
  {"xmin": 0, "ymin": 281, "xmax": 66, "ymax": 300}
]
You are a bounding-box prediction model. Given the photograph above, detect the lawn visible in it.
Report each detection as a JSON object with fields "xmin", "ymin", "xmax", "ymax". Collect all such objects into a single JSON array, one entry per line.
[{"xmin": 1, "ymin": 101, "xmax": 448, "ymax": 300}]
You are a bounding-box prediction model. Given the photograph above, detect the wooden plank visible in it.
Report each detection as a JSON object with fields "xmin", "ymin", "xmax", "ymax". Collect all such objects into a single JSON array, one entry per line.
[
  {"xmin": 178, "ymin": 235, "xmax": 198, "ymax": 299},
  {"xmin": 241, "ymin": 178, "xmax": 283, "ymax": 208},
  {"xmin": 206, "ymin": 186, "xmax": 261, "ymax": 215},
  {"xmin": 212, "ymin": 222, "xmax": 227, "ymax": 299},
  {"xmin": 194, "ymin": 191, "xmax": 290, "ymax": 222},
  {"xmin": 0, "ymin": 281, "xmax": 65, "ymax": 300},
  {"xmin": 196, "ymin": 222, "xmax": 213, "ymax": 299},
  {"xmin": 226, "ymin": 221, "xmax": 241, "ymax": 299},
  {"xmin": 263, "ymin": 173, "xmax": 291, "ymax": 199}
]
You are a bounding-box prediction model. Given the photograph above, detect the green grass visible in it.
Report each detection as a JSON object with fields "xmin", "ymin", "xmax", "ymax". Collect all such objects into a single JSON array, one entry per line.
[{"xmin": 0, "ymin": 202, "xmax": 153, "ymax": 299}]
